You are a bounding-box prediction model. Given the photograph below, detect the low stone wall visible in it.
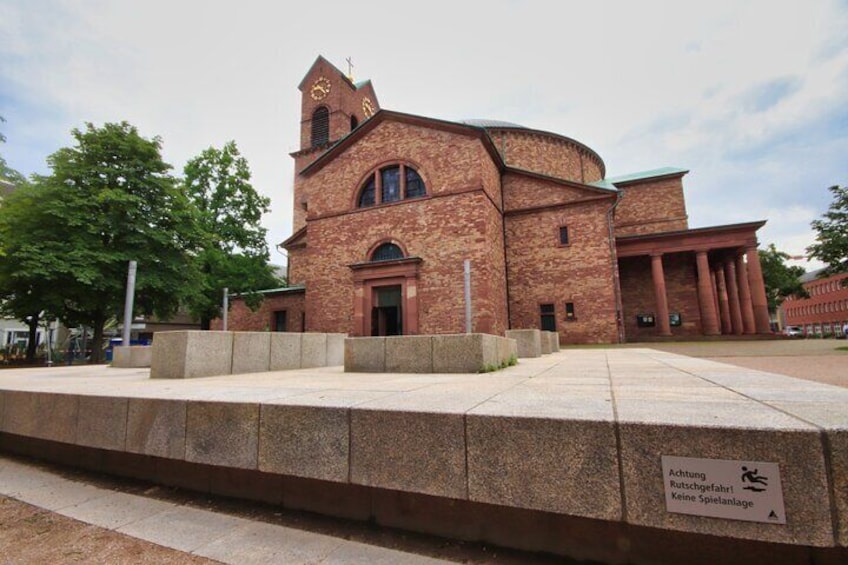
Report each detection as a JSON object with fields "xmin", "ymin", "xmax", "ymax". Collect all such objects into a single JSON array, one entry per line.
[
  {"xmin": 112, "ymin": 346, "xmax": 152, "ymax": 368},
  {"xmin": 150, "ymin": 331, "xmax": 346, "ymax": 379},
  {"xmin": 345, "ymin": 334, "xmax": 517, "ymax": 373},
  {"xmin": 505, "ymin": 329, "xmax": 560, "ymax": 358}
]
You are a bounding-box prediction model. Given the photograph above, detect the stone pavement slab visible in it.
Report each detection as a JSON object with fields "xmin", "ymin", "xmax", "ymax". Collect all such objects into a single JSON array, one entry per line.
[{"xmin": 0, "ymin": 454, "xmax": 454, "ymax": 564}]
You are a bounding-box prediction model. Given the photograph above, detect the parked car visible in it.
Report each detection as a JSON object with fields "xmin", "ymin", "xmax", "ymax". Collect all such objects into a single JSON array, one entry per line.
[{"xmin": 783, "ymin": 326, "xmax": 803, "ymax": 337}]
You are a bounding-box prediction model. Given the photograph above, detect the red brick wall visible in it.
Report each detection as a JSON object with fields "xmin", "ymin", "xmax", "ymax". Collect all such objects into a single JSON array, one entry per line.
[
  {"xmin": 618, "ymin": 253, "xmax": 703, "ymax": 340},
  {"xmin": 614, "ymin": 177, "xmax": 689, "ymax": 236},
  {"xmin": 490, "ymin": 129, "xmax": 604, "ymax": 183},
  {"xmin": 503, "ymin": 172, "xmax": 602, "ymax": 211},
  {"xmin": 211, "ymin": 291, "xmax": 306, "ymax": 332},
  {"xmin": 302, "ymin": 190, "xmax": 508, "ymax": 336},
  {"xmin": 782, "ymin": 272, "xmax": 848, "ymax": 335},
  {"xmin": 505, "ymin": 197, "xmax": 619, "ymax": 343}
]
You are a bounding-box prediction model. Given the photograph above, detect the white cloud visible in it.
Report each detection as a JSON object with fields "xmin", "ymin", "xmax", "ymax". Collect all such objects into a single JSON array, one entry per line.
[{"xmin": 1, "ymin": 0, "xmax": 846, "ymax": 272}]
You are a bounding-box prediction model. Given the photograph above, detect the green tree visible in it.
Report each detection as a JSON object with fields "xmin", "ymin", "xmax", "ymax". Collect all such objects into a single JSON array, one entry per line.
[
  {"xmin": 4, "ymin": 122, "xmax": 200, "ymax": 363},
  {"xmin": 808, "ymin": 184, "xmax": 848, "ymax": 277},
  {"xmin": 0, "ymin": 116, "xmax": 27, "ymax": 187},
  {"xmin": 0, "ymin": 182, "xmax": 64, "ymax": 362},
  {"xmin": 182, "ymin": 141, "xmax": 280, "ymax": 329},
  {"xmin": 758, "ymin": 244, "xmax": 807, "ymax": 314}
]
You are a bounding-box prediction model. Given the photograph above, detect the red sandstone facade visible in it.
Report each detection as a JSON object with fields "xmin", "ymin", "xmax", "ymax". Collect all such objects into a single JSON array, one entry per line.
[{"xmin": 230, "ymin": 56, "xmax": 772, "ymax": 343}]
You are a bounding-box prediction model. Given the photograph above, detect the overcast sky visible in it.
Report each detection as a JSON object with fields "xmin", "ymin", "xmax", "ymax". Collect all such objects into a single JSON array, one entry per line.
[{"xmin": 2, "ymin": 0, "xmax": 846, "ymax": 271}]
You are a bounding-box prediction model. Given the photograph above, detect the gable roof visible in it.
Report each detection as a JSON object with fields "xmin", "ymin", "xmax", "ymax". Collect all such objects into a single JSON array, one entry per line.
[{"xmin": 298, "ymin": 109, "xmax": 506, "ymax": 177}]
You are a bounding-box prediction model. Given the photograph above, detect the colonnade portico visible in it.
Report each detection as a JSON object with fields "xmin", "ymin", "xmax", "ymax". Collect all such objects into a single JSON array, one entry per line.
[{"xmin": 616, "ymin": 222, "xmax": 771, "ymax": 339}]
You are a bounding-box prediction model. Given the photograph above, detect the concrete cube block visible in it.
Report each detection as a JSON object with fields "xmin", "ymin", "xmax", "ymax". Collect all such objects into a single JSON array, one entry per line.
[
  {"xmin": 300, "ymin": 333, "xmax": 328, "ymax": 369},
  {"xmin": 126, "ymin": 398, "xmax": 187, "ymax": 459},
  {"xmin": 350, "ymin": 408, "xmax": 467, "ymax": 498},
  {"xmin": 112, "ymin": 346, "xmax": 152, "ymax": 368},
  {"xmin": 540, "ymin": 332, "xmax": 553, "ymax": 354},
  {"xmin": 344, "ymin": 337, "xmax": 386, "ymax": 373},
  {"xmin": 385, "ymin": 335, "xmax": 433, "ymax": 373},
  {"xmin": 466, "ymin": 415, "xmax": 620, "ymax": 520},
  {"xmin": 1, "ymin": 391, "xmax": 78, "ymax": 444},
  {"xmin": 325, "ymin": 333, "xmax": 346, "ymax": 366},
  {"xmin": 231, "ymin": 332, "xmax": 271, "ymax": 374},
  {"xmin": 497, "ymin": 337, "xmax": 517, "ymax": 367},
  {"xmin": 76, "ymin": 395, "xmax": 128, "ymax": 451},
  {"xmin": 259, "ymin": 404, "xmax": 349, "ymax": 482},
  {"xmin": 547, "ymin": 331, "xmax": 560, "ymax": 351},
  {"xmin": 270, "ymin": 332, "xmax": 302, "ymax": 371},
  {"xmin": 151, "ymin": 331, "xmax": 234, "ymax": 379},
  {"xmin": 185, "ymin": 402, "xmax": 259, "ymax": 469},
  {"xmin": 505, "ymin": 330, "xmax": 542, "ymax": 358},
  {"xmin": 432, "ymin": 334, "xmax": 486, "ymax": 373}
]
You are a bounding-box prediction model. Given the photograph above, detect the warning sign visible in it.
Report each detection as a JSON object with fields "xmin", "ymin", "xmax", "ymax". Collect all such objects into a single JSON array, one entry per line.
[{"xmin": 661, "ymin": 455, "xmax": 786, "ymax": 524}]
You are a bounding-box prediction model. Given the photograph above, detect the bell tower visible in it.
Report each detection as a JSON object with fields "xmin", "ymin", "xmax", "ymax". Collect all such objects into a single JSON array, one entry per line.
[{"xmin": 290, "ymin": 56, "xmax": 380, "ymax": 232}]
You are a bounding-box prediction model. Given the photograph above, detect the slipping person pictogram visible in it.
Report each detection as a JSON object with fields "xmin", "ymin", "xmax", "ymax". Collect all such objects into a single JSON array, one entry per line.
[{"xmin": 741, "ymin": 466, "xmax": 768, "ymax": 492}]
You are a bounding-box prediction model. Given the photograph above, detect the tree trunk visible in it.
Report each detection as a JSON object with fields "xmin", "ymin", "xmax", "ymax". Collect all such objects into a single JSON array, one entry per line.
[
  {"xmin": 90, "ymin": 311, "xmax": 105, "ymax": 364},
  {"xmin": 25, "ymin": 312, "xmax": 39, "ymax": 364}
]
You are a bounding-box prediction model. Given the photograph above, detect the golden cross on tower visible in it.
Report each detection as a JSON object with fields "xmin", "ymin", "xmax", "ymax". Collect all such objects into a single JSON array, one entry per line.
[{"xmin": 346, "ymin": 57, "xmax": 354, "ymax": 82}]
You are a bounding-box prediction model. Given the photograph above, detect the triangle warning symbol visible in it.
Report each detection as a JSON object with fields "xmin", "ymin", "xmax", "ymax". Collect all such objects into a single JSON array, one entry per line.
[{"xmin": 768, "ymin": 510, "xmax": 778, "ymax": 520}]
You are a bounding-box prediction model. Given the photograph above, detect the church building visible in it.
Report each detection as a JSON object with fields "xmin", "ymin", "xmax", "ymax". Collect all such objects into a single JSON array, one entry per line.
[{"xmin": 227, "ymin": 56, "xmax": 773, "ymax": 344}]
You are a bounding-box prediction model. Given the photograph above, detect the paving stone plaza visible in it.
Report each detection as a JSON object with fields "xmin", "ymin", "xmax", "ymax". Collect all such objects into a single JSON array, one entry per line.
[{"xmin": 0, "ymin": 346, "xmax": 846, "ymax": 563}]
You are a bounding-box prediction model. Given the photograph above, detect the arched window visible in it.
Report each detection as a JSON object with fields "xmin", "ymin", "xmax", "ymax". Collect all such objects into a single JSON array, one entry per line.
[
  {"xmin": 311, "ymin": 107, "xmax": 329, "ymax": 147},
  {"xmin": 371, "ymin": 243, "xmax": 404, "ymax": 262},
  {"xmin": 356, "ymin": 164, "xmax": 427, "ymax": 208}
]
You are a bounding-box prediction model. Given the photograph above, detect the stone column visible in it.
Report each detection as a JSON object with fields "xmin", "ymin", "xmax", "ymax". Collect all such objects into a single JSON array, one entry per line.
[
  {"xmin": 736, "ymin": 253, "xmax": 756, "ymax": 334},
  {"xmin": 651, "ymin": 253, "xmax": 672, "ymax": 336},
  {"xmin": 715, "ymin": 265, "xmax": 733, "ymax": 334},
  {"xmin": 696, "ymin": 251, "xmax": 720, "ymax": 335},
  {"xmin": 724, "ymin": 258, "xmax": 744, "ymax": 335},
  {"xmin": 746, "ymin": 246, "xmax": 772, "ymax": 333}
]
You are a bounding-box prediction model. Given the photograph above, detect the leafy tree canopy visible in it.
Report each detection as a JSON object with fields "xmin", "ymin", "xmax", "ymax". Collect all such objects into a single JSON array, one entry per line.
[
  {"xmin": 0, "ymin": 116, "xmax": 27, "ymax": 186},
  {"xmin": 758, "ymin": 244, "xmax": 807, "ymax": 313},
  {"xmin": 807, "ymin": 184, "xmax": 848, "ymax": 277},
  {"xmin": 182, "ymin": 141, "xmax": 280, "ymax": 328},
  {"xmin": 2, "ymin": 121, "xmax": 201, "ymax": 362}
]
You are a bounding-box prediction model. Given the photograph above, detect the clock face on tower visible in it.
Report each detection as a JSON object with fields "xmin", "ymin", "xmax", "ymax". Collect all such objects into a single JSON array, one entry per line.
[
  {"xmin": 362, "ymin": 97, "xmax": 375, "ymax": 117},
  {"xmin": 310, "ymin": 76, "xmax": 331, "ymax": 101}
]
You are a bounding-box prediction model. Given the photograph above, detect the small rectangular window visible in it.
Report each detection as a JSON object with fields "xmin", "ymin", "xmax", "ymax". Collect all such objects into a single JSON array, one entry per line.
[
  {"xmin": 540, "ymin": 303, "xmax": 556, "ymax": 331},
  {"xmin": 565, "ymin": 302, "xmax": 575, "ymax": 320},
  {"xmin": 559, "ymin": 226, "xmax": 569, "ymax": 245},
  {"xmin": 636, "ymin": 313, "xmax": 656, "ymax": 327},
  {"xmin": 273, "ymin": 310, "xmax": 287, "ymax": 332}
]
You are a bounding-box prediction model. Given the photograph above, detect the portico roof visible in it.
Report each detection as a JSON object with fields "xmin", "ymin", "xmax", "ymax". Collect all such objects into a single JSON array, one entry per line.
[{"xmin": 615, "ymin": 221, "xmax": 767, "ymax": 258}]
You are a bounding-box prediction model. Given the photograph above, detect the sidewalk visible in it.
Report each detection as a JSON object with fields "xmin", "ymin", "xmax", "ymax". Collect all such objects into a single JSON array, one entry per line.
[{"xmin": 0, "ymin": 455, "xmax": 450, "ymax": 564}]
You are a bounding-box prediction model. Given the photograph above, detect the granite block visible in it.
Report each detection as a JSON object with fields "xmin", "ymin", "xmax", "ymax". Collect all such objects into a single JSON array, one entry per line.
[
  {"xmin": 432, "ymin": 334, "xmax": 485, "ymax": 373},
  {"xmin": 466, "ymin": 414, "xmax": 620, "ymax": 519},
  {"xmin": 259, "ymin": 404, "xmax": 349, "ymax": 482},
  {"xmin": 344, "ymin": 337, "xmax": 386, "ymax": 372},
  {"xmin": 827, "ymin": 430, "xmax": 848, "ymax": 546},
  {"xmin": 270, "ymin": 332, "xmax": 302, "ymax": 370},
  {"xmin": 1, "ymin": 391, "xmax": 78, "ymax": 443},
  {"xmin": 185, "ymin": 401, "xmax": 259, "ymax": 469},
  {"xmin": 150, "ymin": 331, "xmax": 234, "ymax": 379},
  {"xmin": 505, "ymin": 329, "xmax": 542, "ymax": 358},
  {"xmin": 350, "ymin": 409, "xmax": 466, "ymax": 498},
  {"xmin": 496, "ymin": 337, "xmax": 517, "ymax": 367},
  {"xmin": 76, "ymin": 395, "xmax": 128, "ymax": 451},
  {"xmin": 301, "ymin": 333, "xmax": 328, "ymax": 369},
  {"xmin": 325, "ymin": 333, "xmax": 346, "ymax": 366},
  {"xmin": 112, "ymin": 346, "xmax": 152, "ymax": 368},
  {"xmin": 540, "ymin": 332, "xmax": 553, "ymax": 354},
  {"xmin": 549, "ymin": 331, "xmax": 560, "ymax": 351},
  {"xmin": 385, "ymin": 335, "xmax": 433, "ymax": 373},
  {"xmin": 231, "ymin": 332, "xmax": 271, "ymax": 375},
  {"xmin": 618, "ymin": 423, "xmax": 834, "ymax": 546},
  {"xmin": 126, "ymin": 398, "xmax": 187, "ymax": 459}
]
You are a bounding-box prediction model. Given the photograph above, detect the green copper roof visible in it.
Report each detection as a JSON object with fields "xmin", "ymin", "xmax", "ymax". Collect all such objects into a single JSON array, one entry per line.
[{"xmin": 590, "ymin": 166, "xmax": 689, "ymax": 190}]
